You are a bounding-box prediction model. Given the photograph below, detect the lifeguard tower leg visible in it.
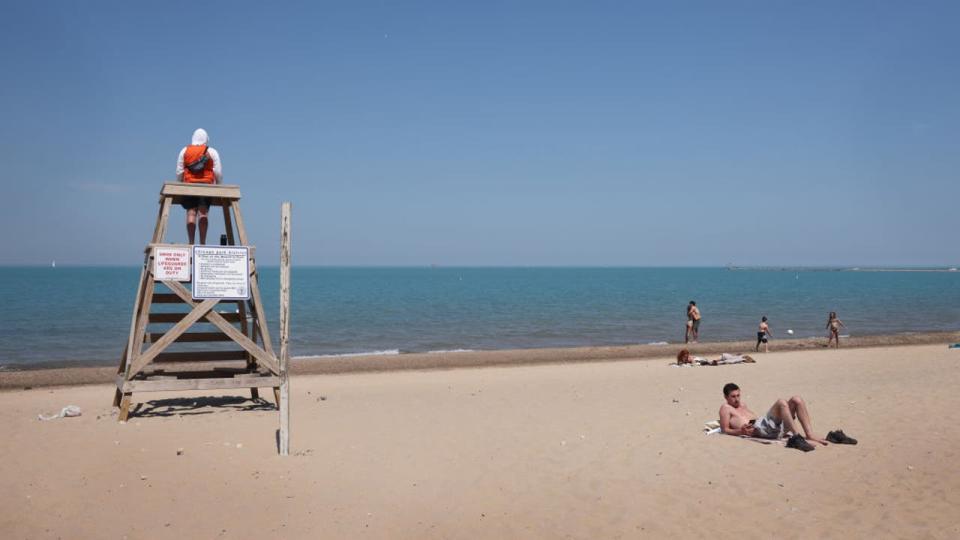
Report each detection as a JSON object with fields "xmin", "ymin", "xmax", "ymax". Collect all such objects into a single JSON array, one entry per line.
[
  {"xmin": 118, "ymin": 393, "xmax": 132, "ymax": 422},
  {"xmin": 221, "ymin": 204, "xmax": 259, "ymax": 400},
  {"xmin": 113, "ymin": 345, "xmax": 128, "ymax": 407}
]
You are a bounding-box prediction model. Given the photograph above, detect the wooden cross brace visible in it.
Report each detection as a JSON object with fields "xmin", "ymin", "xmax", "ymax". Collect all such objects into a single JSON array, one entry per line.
[{"xmin": 126, "ymin": 280, "xmax": 279, "ymax": 377}]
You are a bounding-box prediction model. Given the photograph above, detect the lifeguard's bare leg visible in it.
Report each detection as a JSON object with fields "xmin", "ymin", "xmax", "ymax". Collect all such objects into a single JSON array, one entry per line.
[
  {"xmin": 186, "ymin": 208, "xmax": 198, "ymax": 244},
  {"xmin": 198, "ymin": 205, "xmax": 209, "ymax": 245}
]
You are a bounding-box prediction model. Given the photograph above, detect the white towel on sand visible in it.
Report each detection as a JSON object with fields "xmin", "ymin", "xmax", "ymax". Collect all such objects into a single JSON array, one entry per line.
[{"xmin": 704, "ymin": 419, "xmax": 786, "ymax": 445}]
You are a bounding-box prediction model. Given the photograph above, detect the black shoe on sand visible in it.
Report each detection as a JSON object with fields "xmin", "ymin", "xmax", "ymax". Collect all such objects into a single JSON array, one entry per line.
[
  {"xmin": 827, "ymin": 430, "xmax": 858, "ymax": 445},
  {"xmin": 786, "ymin": 433, "xmax": 815, "ymax": 452}
]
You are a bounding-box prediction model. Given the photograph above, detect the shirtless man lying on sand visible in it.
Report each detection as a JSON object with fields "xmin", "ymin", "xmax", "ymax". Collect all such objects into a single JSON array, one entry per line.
[{"xmin": 718, "ymin": 382, "xmax": 857, "ymax": 452}]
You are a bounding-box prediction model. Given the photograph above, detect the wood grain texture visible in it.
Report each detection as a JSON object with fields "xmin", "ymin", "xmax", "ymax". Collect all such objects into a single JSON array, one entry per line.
[
  {"xmin": 128, "ymin": 298, "xmax": 220, "ymax": 376},
  {"xmin": 160, "ymin": 183, "xmax": 241, "ymax": 199},
  {"xmin": 163, "ymin": 281, "xmax": 279, "ymax": 374},
  {"xmin": 279, "ymin": 202, "xmax": 292, "ymax": 456}
]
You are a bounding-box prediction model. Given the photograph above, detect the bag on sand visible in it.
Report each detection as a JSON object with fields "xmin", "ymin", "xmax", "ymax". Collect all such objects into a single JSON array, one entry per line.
[{"xmin": 38, "ymin": 405, "xmax": 82, "ymax": 421}]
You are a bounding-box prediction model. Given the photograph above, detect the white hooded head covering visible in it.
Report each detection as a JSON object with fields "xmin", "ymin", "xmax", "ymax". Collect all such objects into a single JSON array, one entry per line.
[{"xmin": 191, "ymin": 128, "xmax": 209, "ymax": 146}]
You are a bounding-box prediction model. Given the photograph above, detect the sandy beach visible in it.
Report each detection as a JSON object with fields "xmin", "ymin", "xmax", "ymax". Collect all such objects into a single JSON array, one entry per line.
[{"xmin": 2, "ymin": 341, "xmax": 959, "ymax": 538}]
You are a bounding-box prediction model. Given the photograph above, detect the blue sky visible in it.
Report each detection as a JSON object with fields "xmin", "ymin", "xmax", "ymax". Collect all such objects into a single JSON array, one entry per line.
[{"xmin": 1, "ymin": 1, "xmax": 958, "ymax": 266}]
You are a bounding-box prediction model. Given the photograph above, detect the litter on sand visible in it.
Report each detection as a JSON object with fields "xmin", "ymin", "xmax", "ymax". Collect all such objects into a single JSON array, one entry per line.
[{"xmin": 38, "ymin": 405, "xmax": 82, "ymax": 421}]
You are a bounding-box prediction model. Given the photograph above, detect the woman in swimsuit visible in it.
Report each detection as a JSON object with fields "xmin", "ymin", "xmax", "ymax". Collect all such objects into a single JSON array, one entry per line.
[{"xmin": 826, "ymin": 311, "xmax": 845, "ymax": 348}]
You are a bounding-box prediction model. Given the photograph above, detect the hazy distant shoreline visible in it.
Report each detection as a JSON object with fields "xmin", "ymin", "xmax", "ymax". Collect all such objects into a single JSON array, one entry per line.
[{"xmin": 727, "ymin": 266, "xmax": 959, "ymax": 272}]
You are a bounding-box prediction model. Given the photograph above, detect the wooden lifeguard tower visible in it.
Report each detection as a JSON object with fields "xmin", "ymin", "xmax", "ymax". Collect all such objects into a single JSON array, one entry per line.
[{"xmin": 114, "ymin": 183, "xmax": 287, "ymax": 429}]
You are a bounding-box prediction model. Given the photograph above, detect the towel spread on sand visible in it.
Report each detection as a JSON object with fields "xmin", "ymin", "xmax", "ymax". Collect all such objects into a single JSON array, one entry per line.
[
  {"xmin": 674, "ymin": 354, "xmax": 755, "ymax": 367},
  {"xmin": 703, "ymin": 419, "xmax": 785, "ymax": 445}
]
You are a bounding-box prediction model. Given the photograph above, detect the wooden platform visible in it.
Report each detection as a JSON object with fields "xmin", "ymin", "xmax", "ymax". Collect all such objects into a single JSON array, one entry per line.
[
  {"xmin": 159, "ymin": 183, "xmax": 241, "ymax": 207},
  {"xmin": 117, "ymin": 371, "xmax": 280, "ymax": 393}
]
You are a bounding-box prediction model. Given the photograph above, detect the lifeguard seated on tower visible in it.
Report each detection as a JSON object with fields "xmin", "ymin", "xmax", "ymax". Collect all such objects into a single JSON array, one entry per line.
[{"xmin": 175, "ymin": 128, "xmax": 223, "ymax": 244}]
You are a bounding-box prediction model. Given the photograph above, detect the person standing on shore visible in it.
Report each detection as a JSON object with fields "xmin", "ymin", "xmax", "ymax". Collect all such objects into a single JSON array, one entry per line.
[
  {"xmin": 685, "ymin": 304, "xmax": 694, "ymax": 343},
  {"xmin": 826, "ymin": 312, "xmax": 845, "ymax": 348},
  {"xmin": 688, "ymin": 301, "xmax": 701, "ymax": 343},
  {"xmin": 756, "ymin": 316, "xmax": 772, "ymax": 352},
  {"xmin": 175, "ymin": 128, "xmax": 223, "ymax": 244}
]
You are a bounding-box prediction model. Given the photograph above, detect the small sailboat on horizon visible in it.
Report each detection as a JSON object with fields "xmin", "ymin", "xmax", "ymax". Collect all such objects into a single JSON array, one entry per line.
[{"xmin": 51, "ymin": 260, "xmax": 56, "ymax": 268}]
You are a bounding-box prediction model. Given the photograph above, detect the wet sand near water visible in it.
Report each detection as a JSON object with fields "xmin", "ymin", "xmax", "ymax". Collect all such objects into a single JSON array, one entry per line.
[{"xmin": 2, "ymin": 330, "xmax": 958, "ymax": 389}]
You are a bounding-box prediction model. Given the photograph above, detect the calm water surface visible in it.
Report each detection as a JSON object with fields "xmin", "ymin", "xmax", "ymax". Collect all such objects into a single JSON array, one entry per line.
[{"xmin": 1, "ymin": 267, "xmax": 958, "ymax": 367}]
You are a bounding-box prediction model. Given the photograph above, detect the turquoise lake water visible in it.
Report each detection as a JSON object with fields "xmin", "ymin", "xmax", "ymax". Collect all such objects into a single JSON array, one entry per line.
[{"xmin": 1, "ymin": 267, "xmax": 958, "ymax": 368}]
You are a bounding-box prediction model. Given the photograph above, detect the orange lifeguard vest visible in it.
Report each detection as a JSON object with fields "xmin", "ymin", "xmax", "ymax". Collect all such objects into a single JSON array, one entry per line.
[{"xmin": 182, "ymin": 145, "xmax": 215, "ymax": 183}]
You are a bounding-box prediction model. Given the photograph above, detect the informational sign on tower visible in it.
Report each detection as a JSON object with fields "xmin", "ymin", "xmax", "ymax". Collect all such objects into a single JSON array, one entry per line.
[
  {"xmin": 192, "ymin": 246, "xmax": 250, "ymax": 300},
  {"xmin": 153, "ymin": 246, "xmax": 191, "ymax": 281}
]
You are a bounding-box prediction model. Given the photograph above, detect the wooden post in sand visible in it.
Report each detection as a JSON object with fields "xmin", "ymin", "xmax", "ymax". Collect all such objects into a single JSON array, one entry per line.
[
  {"xmin": 279, "ymin": 202, "xmax": 291, "ymax": 456},
  {"xmin": 114, "ymin": 183, "xmax": 282, "ymax": 430}
]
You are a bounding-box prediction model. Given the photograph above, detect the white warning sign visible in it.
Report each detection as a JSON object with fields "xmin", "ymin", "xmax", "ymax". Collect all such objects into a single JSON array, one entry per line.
[
  {"xmin": 192, "ymin": 246, "xmax": 250, "ymax": 300},
  {"xmin": 154, "ymin": 247, "xmax": 191, "ymax": 282}
]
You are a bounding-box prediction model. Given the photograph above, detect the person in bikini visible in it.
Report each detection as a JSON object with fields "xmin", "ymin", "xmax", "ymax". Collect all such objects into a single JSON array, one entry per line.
[
  {"xmin": 756, "ymin": 316, "xmax": 772, "ymax": 352},
  {"xmin": 718, "ymin": 382, "xmax": 857, "ymax": 452},
  {"xmin": 826, "ymin": 311, "xmax": 845, "ymax": 348}
]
